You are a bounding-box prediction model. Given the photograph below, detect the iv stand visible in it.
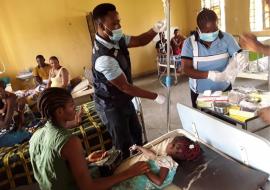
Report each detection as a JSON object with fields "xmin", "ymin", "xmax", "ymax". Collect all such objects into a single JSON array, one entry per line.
[{"xmin": 163, "ymin": 0, "xmax": 171, "ymax": 133}]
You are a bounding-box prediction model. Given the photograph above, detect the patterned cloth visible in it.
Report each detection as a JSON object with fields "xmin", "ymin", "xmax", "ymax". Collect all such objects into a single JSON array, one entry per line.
[
  {"xmin": 0, "ymin": 107, "xmax": 37, "ymax": 148},
  {"xmin": 0, "ymin": 130, "xmax": 31, "ymax": 147},
  {"xmin": 112, "ymin": 157, "xmax": 178, "ymax": 190},
  {"xmin": 0, "ymin": 142, "xmax": 34, "ymax": 190}
]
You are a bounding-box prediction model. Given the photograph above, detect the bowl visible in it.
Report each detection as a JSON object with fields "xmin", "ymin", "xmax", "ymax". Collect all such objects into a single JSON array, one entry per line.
[{"xmin": 213, "ymin": 102, "xmax": 230, "ymax": 115}]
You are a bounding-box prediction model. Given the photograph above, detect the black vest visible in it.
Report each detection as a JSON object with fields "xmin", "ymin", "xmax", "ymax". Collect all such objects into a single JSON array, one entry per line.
[{"xmin": 92, "ymin": 36, "xmax": 133, "ymax": 108}]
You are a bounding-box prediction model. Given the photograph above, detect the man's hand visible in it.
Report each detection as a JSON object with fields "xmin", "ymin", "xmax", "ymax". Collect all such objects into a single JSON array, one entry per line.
[
  {"xmin": 34, "ymin": 76, "xmax": 43, "ymax": 85},
  {"xmin": 258, "ymin": 107, "xmax": 270, "ymax": 124},
  {"xmin": 240, "ymin": 33, "xmax": 262, "ymax": 53},
  {"xmin": 126, "ymin": 161, "xmax": 150, "ymax": 176},
  {"xmin": 154, "ymin": 94, "xmax": 166, "ymax": 104},
  {"xmin": 153, "ymin": 20, "xmax": 167, "ymax": 33}
]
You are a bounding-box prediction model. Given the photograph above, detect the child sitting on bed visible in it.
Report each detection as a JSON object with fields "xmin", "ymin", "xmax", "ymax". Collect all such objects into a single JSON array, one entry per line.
[{"xmin": 112, "ymin": 136, "xmax": 201, "ymax": 190}]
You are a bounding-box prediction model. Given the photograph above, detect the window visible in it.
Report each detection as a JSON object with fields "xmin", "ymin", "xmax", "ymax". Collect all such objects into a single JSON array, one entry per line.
[
  {"xmin": 250, "ymin": 0, "xmax": 270, "ymax": 31},
  {"xmin": 201, "ymin": 0, "xmax": 226, "ymax": 31},
  {"xmin": 263, "ymin": 1, "xmax": 270, "ymax": 29}
]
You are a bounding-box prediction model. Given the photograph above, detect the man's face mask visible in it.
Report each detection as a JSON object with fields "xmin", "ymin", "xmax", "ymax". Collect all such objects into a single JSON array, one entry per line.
[
  {"xmin": 104, "ymin": 25, "xmax": 123, "ymax": 42},
  {"xmin": 198, "ymin": 28, "xmax": 219, "ymax": 42}
]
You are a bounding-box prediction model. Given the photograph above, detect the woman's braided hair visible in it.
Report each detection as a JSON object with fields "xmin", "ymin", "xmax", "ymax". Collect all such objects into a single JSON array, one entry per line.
[
  {"xmin": 37, "ymin": 87, "xmax": 72, "ymax": 121},
  {"xmin": 197, "ymin": 8, "xmax": 218, "ymax": 30}
]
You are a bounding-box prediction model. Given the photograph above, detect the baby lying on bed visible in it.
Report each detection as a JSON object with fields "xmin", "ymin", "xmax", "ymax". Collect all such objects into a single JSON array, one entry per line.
[{"xmin": 112, "ymin": 136, "xmax": 201, "ymax": 190}]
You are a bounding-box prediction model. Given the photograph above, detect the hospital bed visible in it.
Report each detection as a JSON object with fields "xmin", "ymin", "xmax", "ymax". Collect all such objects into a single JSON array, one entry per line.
[
  {"xmin": 132, "ymin": 97, "xmax": 148, "ymax": 143},
  {"xmin": 141, "ymin": 103, "xmax": 270, "ymax": 189}
]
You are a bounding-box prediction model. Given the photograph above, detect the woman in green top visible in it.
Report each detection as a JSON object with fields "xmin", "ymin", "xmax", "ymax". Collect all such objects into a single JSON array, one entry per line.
[{"xmin": 29, "ymin": 88, "xmax": 149, "ymax": 190}]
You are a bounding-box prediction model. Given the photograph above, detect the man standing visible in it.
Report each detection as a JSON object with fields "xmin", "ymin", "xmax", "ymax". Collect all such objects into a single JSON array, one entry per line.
[
  {"xmin": 155, "ymin": 32, "xmax": 167, "ymax": 55},
  {"xmin": 32, "ymin": 55, "xmax": 51, "ymax": 85},
  {"xmin": 92, "ymin": 3, "xmax": 166, "ymax": 158},
  {"xmin": 171, "ymin": 28, "xmax": 185, "ymax": 56}
]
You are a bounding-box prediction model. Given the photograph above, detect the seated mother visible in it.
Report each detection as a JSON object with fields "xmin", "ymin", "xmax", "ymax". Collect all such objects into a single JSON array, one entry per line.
[
  {"xmin": 29, "ymin": 88, "xmax": 149, "ymax": 190},
  {"xmin": 47, "ymin": 56, "xmax": 70, "ymax": 89}
]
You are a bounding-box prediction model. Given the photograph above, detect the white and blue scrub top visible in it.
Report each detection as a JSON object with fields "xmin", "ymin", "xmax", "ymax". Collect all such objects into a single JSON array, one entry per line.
[{"xmin": 181, "ymin": 31, "xmax": 241, "ymax": 93}]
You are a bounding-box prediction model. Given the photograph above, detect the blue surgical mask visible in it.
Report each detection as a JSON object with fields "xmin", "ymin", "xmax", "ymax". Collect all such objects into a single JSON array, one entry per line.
[
  {"xmin": 104, "ymin": 25, "xmax": 123, "ymax": 42},
  {"xmin": 198, "ymin": 29, "xmax": 219, "ymax": 42}
]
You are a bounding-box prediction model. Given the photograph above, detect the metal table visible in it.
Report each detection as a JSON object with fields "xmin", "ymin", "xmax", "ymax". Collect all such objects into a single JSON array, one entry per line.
[{"xmin": 199, "ymin": 107, "xmax": 260, "ymax": 130}]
